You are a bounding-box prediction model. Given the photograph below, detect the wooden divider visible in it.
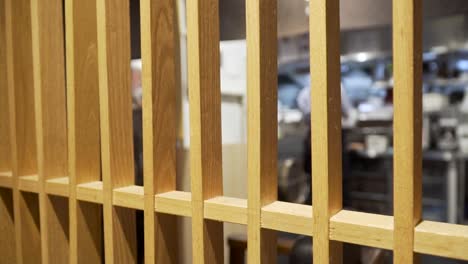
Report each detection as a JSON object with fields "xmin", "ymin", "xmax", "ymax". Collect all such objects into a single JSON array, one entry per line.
[
  {"xmin": 0, "ymin": 1, "xmax": 467, "ymax": 264},
  {"xmin": 310, "ymin": 0, "xmax": 343, "ymax": 263},
  {"xmin": 186, "ymin": 0, "xmax": 224, "ymax": 262},
  {"xmin": 393, "ymin": 0, "xmax": 423, "ymax": 262},
  {"xmin": 0, "ymin": 0, "xmax": 10, "ymax": 175},
  {"xmin": 96, "ymin": 0, "xmax": 137, "ymax": 263},
  {"xmin": 5, "ymin": 0, "xmax": 41, "ymax": 263},
  {"xmin": 140, "ymin": 0, "xmax": 179, "ymax": 262},
  {"xmin": 246, "ymin": 0, "xmax": 278, "ymax": 263},
  {"xmin": 65, "ymin": 0, "xmax": 103, "ymax": 263},
  {"xmin": 31, "ymin": 0, "xmax": 69, "ymax": 263},
  {"xmin": 0, "ymin": 1, "xmax": 15, "ymax": 261}
]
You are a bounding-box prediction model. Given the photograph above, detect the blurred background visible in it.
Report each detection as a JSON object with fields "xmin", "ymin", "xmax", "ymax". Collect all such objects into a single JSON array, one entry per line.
[{"xmin": 128, "ymin": 0, "xmax": 468, "ymax": 263}]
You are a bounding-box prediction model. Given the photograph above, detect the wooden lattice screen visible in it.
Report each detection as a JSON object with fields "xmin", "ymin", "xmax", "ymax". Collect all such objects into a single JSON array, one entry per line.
[{"xmin": 0, "ymin": 0, "xmax": 467, "ymax": 263}]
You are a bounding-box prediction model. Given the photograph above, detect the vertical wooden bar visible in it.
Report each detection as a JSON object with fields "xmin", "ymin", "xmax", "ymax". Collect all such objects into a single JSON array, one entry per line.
[
  {"xmin": 393, "ymin": 0, "xmax": 423, "ymax": 262},
  {"xmin": 310, "ymin": 0, "xmax": 343, "ymax": 263},
  {"xmin": 5, "ymin": 0, "xmax": 41, "ymax": 263},
  {"xmin": 0, "ymin": 1, "xmax": 15, "ymax": 260},
  {"xmin": 141, "ymin": 0, "xmax": 179, "ymax": 263},
  {"xmin": 30, "ymin": 0, "xmax": 69, "ymax": 263},
  {"xmin": 186, "ymin": 0, "xmax": 224, "ymax": 262},
  {"xmin": 96, "ymin": 0, "xmax": 137, "ymax": 263},
  {"xmin": 246, "ymin": 0, "xmax": 278, "ymax": 263},
  {"xmin": 0, "ymin": 0, "xmax": 10, "ymax": 173},
  {"xmin": 65, "ymin": 0, "xmax": 103, "ymax": 263}
]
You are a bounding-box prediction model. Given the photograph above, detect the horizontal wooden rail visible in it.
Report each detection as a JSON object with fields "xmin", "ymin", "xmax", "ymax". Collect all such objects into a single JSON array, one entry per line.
[{"xmin": 4, "ymin": 174, "xmax": 467, "ymax": 260}]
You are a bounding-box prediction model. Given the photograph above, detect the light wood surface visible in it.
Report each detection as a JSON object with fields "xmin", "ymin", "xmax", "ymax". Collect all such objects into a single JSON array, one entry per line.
[
  {"xmin": 0, "ymin": 187, "xmax": 15, "ymax": 263},
  {"xmin": 262, "ymin": 202, "xmax": 313, "ymax": 236},
  {"xmin": 186, "ymin": 0, "xmax": 224, "ymax": 262},
  {"xmin": 415, "ymin": 220, "xmax": 468, "ymax": 260},
  {"xmin": 0, "ymin": 0, "xmax": 10, "ymax": 173},
  {"xmin": 246, "ymin": 0, "xmax": 278, "ymax": 263},
  {"xmin": 0, "ymin": 172, "xmax": 13, "ymax": 188},
  {"xmin": 141, "ymin": 0, "xmax": 179, "ymax": 262},
  {"xmin": 204, "ymin": 196, "xmax": 247, "ymax": 225},
  {"xmin": 154, "ymin": 191, "xmax": 192, "ymax": 217},
  {"xmin": 393, "ymin": 0, "xmax": 423, "ymax": 263},
  {"xmin": 5, "ymin": 0, "xmax": 41, "ymax": 262},
  {"xmin": 30, "ymin": 0, "xmax": 69, "ymax": 262},
  {"xmin": 113, "ymin": 186, "xmax": 144, "ymax": 210},
  {"xmin": 45, "ymin": 177, "xmax": 70, "ymax": 197},
  {"xmin": 18, "ymin": 175, "xmax": 39, "ymax": 193},
  {"xmin": 0, "ymin": 1, "xmax": 467, "ymax": 263},
  {"xmin": 65, "ymin": 0, "xmax": 103, "ymax": 262},
  {"xmin": 310, "ymin": 0, "xmax": 343, "ymax": 263},
  {"xmin": 96, "ymin": 1, "xmax": 137, "ymax": 263},
  {"xmin": 76, "ymin": 181, "xmax": 104, "ymax": 204},
  {"xmin": 330, "ymin": 210, "xmax": 394, "ymax": 250}
]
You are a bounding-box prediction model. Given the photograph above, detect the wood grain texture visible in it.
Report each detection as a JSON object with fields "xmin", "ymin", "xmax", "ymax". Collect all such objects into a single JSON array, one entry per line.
[
  {"xmin": 204, "ymin": 196, "xmax": 247, "ymax": 225},
  {"xmin": 414, "ymin": 221, "xmax": 468, "ymax": 261},
  {"xmin": 0, "ymin": 172, "xmax": 12, "ymax": 188},
  {"xmin": 309, "ymin": 0, "xmax": 343, "ymax": 263},
  {"xmin": 76, "ymin": 181, "xmax": 104, "ymax": 204},
  {"xmin": 246, "ymin": 0, "xmax": 278, "ymax": 263},
  {"xmin": 30, "ymin": 0, "xmax": 69, "ymax": 262},
  {"xmin": 65, "ymin": 0, "xmax": 103, "ymax": 262},
  {"xmin": 393, "ymin": 0, "xmax": 423, "ymax": 262},
  {"xmin": 5, "ymin": 0, "xmax": 40, "ymax": 262},
  {"xmin": 141, "ymin": 0, "xmax": 179, "ymax": 262},
  {"xmin": 0, "ymin": 188, "xmax": 16, "ymax": 263},
  {"xmin": 154, "ymin": 191, "xmax": 192, "ymax": 217},
  {"xmin": 18, "ymin": 175, "xmax": 39, "ymax": 193},
  {"xmin": 113, "ymin": 186, "xmax": 144, "ymax": 210},
  {"xmin": 186, "ymin": 0, "xmax": 224, "ymax": 263},
  {"xmin": 96, "ymin": 1, "xmax": 137, "ymax": 263},
  {"xmin": 262, "ymin": 202, "xmax": 313, "ymax": 236},
  {"xmin": 330, "ymin": 210, "xmax": 394, "ymax": 250},
  {"xmin": 45, "ymin": 177, "xmax": 69, "ymax": 197},
  {"xmin": 19, "ymin": 192, "xmax": 41, "ymax": 264},
  {"xmin": 0, "ymin": 0, "xmax": 10, "ymax": 172},
  {"xmin": 44, "ymin": 195, "xmax": 70, "ymax": 263}
]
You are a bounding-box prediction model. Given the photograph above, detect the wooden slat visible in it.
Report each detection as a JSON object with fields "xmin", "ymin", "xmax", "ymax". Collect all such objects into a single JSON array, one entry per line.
[
  {"xmin": 330, "ymin": 210, "xmax": 394, "ymax": 250},
  {"xmin": 30, "ymin": 0, "xmax": 69, "ymax": 262},
  {"xmin": 246, "ymin": 0, "xmax": 278, "ymax": 262},
  {"xmin": 140, "ymin": 0, "xmax": 179, "ymax": 262},
  {"xmin": 0, "ymin": 10, "xmax": 12, "ymax": 259},
  {"xmin": 65, "ymin": 0, "xmax": 103, "ymax": 262},
  {"xmin": 113, "ymin": 185, "xmax": 144, "ymax": 210},
  {"xmin": 154, "ymin": 191, "xmax": 192, "ymax": 217},
  {"xmin": 393, "ymin": 0, "xmax": 423, "ymax": 262},
  {"xmin": 309, "ymin": 0, "xmax": 343, "ymax": 263},
  {"xmin": 414, "ymin": 221, "xmax": 468, "ymax": 261},
  {"xmin": 45, "ymin": 177, "xmax": 69, "ymax": 197},
  {"xmin": 186, "ymin": 0, "xmax": 224, "ymax": 262},
  {"xmin": 76, "ymin": 181, "xmax": 104, "ymax": 204},
  {"xmin": 18, "ymin": 175, "xmax": 39, "ymax": 193},
  {"xmin": 262, "ymin": 202, "xmax": 313, "ymax": 236},
  {"xmin": 5, "ymin": 0, "xmax": 40, "ymax": 262},
  {"xmin": 204, "ymin": 196, "xmax": 247, "ymax": 225},
  {"xmin": 0, "ymin": 172, "xmax": 13, "ymax": 188},
  {"xmin": 0, "ymin": 0, "xmax": 10, "ymax": 173},
  {"xmin": 96, "ymin": 1, "xmax": 137, "ymax": 263}
]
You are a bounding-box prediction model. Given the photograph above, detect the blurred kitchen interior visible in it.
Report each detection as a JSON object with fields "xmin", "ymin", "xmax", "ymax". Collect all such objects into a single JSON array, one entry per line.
[{"xmin": 129, "ymin": 0, "xmax": 468, "ymax": 263}]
